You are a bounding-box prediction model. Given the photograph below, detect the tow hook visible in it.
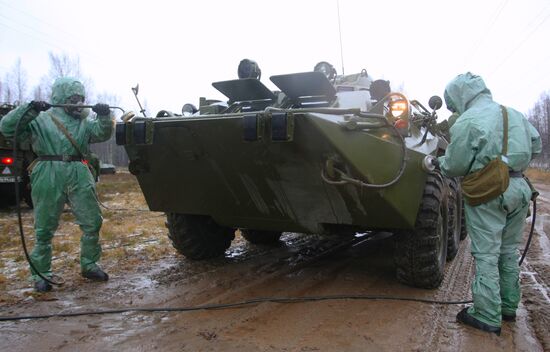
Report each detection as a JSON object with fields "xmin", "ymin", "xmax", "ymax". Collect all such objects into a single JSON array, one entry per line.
[{"xmin": 422, "ymin": 155, "xmax": 438, "ymax": 172}]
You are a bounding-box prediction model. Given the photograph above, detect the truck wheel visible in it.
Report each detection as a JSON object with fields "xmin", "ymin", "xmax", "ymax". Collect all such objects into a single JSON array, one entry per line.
[
  {"xmin": 166, "ymin": 213, "xmax": 235, "ymax": 260},
  {"xmin": 22, "ymin": 182, "xmax": 33, "ymax": 209},
  {"xmin": 241, "ymin": 229, "xmax": 282, "ymax": 244},
  {"xmin": 394, "ymin": 173, "xmax": 448, "ymax": 289},
  {"xmin": 446, "ymin": 178, "xmax": 461, "ymax": 261}
]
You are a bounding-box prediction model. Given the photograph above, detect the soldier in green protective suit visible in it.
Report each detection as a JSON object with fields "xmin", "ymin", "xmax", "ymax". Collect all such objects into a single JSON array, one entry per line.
[
  {"xmin": 0, "ymin": 77, "xmax": 113, "ymax": 292},
  {"xmin": 438, "ymin": 73, "xmax": 541, "ymax": 335}
]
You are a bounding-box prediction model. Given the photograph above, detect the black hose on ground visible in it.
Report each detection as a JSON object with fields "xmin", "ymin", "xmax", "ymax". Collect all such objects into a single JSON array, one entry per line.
[
  {"xmin": 12, "ymin": 111, "xmax": 64, "ymax": 286},
  {"xmin": 0, "ymin": 294, "xmax": 474, "ymax": 322}
]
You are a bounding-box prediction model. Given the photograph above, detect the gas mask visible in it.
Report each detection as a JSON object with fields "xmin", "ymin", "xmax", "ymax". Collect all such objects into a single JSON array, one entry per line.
[{"xmin": 64, "ymin": 94, "xmax": 89, "ymax": 119}]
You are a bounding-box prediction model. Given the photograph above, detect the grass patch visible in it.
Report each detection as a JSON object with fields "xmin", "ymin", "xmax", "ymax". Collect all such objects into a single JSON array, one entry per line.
[
  {"xmin": 96, "ymin": 174, "xmax": 139, "ymax": 195},
  {"xmin": 0, "ymin": 221, "xmax": 22, "ymax": 248},
  {"xmin": 54, "ymin": 241, "xmax": 74, "ymax": 253},
  {"xmin": 15, "ymin": 268, "xmax": 28, "ymax": 281},
  {"xmin": 104, "ymin": 247, "xmax": 127, "ymax": 261},
  {"xmin": 120, "ymin": 236, "xmax": 138, "ymax": 247},
  {"xmin": 143, "ymin": 245, "xmax": 169, "ymax": 260},
  {"xmin": 60, "ymin": 212, "xmax": 75, "ymax": 222},
  {"xmin": 0, "ymin": 221, "xmax": 15, "ymax": 237},
  {"xmin": 0, "ymin": 171, "xmax": 175, "ymax": 292},
  {"xmin": 102, "ymin": 210, "xmax": 115, "ymax": 218},
  {"xmin": 60, "ymin": 257, "xmax": 78, "ymax": 270},
  {"xmin": 100, "ymin": 227, "xmax": 117, "ymax": 242}
]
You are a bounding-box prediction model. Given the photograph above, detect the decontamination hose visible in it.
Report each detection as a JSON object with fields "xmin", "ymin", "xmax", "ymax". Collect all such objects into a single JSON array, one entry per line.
[{"xmin": 12, "ymin": 110, "xmax": 64, "ymax": 286}]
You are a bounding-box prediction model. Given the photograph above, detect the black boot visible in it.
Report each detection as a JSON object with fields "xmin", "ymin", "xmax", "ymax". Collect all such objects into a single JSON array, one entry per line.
[
  {"xmin": 82, "ymin": 268, "xmax": 109, "ymax": 282},
  {"xmin": 34, "ymin": 279, "xmax": 52, "ymax": 292},
  {"xmin": 457, "ymin": 307, "xmax": 501, "ymax": 336},
  {"xmin": 502, "ymin": 313, "xmax": 516, "ymax": 322}
]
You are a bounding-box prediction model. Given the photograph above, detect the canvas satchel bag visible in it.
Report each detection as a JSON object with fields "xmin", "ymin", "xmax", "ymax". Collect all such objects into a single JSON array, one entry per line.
[{"xmin": 461, "ymin": 105, "xmax": 510, "ymax": 206}]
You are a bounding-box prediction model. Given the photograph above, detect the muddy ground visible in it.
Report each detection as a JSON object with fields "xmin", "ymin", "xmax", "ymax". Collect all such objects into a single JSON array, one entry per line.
[{"xmin": 0, "ymin": 172, "xmax": 548, "ymax": 351}]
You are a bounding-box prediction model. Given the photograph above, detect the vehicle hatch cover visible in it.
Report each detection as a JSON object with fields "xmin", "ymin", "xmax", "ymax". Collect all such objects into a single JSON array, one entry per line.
[
  {"xmin": 270, "ymin": 72, "xmax": 337, "ymax": 101},
  {"xmin": 212, "ymin": 79, "xmax": 276, "ymax": 103}
]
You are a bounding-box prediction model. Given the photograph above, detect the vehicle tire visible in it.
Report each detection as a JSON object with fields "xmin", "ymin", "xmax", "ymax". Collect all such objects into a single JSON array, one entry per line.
[
  {"xmin": 394, "ymin": 173, "xmax": 448, "ymax": 289},
  {"xmin": 166, "ymin": 213, "xmax": 235, "ymax": 260},
  {"xmin": 445, "ymin": 177, "xmax": 461, "ymax": 261},
  {"xmin": 22, "ymin": 181, "xmax": 33, "ymax": 209},
  {"xmin": 241, "ymin": 229, "xmax": 282, "ymax": 244}
]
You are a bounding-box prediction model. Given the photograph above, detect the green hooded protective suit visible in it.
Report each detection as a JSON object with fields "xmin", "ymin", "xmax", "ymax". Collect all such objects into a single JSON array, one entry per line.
[
  {"xmin": 0, "ymin": 77, "xmax": 113, "ymax": 281},
  {"xmin": 438, "ymin": 73, "xmax": 541, "ymax": 327}
]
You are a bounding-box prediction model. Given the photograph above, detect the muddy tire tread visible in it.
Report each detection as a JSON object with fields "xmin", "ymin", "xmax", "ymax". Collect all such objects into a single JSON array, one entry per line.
[
  {"xmin": 166, "ymin": 213, "xmax": 234, "ymax": 260},
  {"xmin": 446, "ymin": 178, "xmax": 461, "ymax": 261},
  {"xmin": 394, "ymin": 175, "xmax": 448, "ymax": 289}
]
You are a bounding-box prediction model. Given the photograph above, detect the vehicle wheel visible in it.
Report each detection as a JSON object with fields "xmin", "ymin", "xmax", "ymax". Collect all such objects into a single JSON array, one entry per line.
[
  {"xmin": 22, "ymin": 182, "xmax": 33, "ymax": 209},
  {"xmin": 166, "ymin": 213, "xmax": 235, "ymax": 260},
  {"xmin": 445, "ymin": 177, "xmax": 461, "ymax": 261},
  {"xmin": 394, "ymin": 173, "xmax": 448, "ymax": 289},
  {"xmin": 241, "ymin": 229, "xmax": 282, "ymax": 244}
]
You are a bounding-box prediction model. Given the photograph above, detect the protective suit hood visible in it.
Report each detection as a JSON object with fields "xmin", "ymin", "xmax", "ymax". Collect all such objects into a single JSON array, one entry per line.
[
  {"xmin": 444, "ymin": 72, "xmax": 492, "ymax": 115},
  {"xmin": 50, "ymin": 77, "xmax": 86, "ymax": 105}
]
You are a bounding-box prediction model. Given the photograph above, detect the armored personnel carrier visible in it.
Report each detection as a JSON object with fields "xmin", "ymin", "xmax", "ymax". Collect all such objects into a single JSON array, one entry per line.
[
  {"xmin": 116, "ymin": 60, "xmax": 465, "ymax": 288},
  {"xmin": 0, "ymin": 103, "xmax": 34, "ymax": 207}
]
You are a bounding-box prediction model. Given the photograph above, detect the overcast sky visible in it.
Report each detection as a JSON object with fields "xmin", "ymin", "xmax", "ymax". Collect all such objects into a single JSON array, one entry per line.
[{"xmin": 1, "ymin": 0, "xmax": 549, "ymax": 120}]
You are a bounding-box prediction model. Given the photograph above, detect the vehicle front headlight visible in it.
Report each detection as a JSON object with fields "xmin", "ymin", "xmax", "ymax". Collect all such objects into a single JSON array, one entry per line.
[{"xmin": 390, "ymin": 99, "xmax": 408, "ymax": 119}]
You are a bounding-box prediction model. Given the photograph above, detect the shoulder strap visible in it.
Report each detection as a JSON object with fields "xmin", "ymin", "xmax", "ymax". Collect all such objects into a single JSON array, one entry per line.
[
  {"xmin": 500, "ymin": 105, "xmax": 508, "ymax": 156},
  {"xmin": 49, "ymin": 113, "xmax": 85, "ymax": 158}
]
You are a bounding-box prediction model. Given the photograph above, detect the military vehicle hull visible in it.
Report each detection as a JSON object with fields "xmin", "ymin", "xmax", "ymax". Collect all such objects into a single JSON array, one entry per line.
[
  {"xmin": 124, "ymin": 112, "xmax": 429, "ymax": 233},
  {"xmin": 117, "ymin": 66, "xmax": 464, "ymax": 289}
]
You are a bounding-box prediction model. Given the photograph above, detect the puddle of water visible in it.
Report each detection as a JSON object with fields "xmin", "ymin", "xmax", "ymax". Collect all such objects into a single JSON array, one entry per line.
[
  {"xmin": 131, "ymin": 276, "xmax": 155, "ymax": 291},
  {"xmin": 536, "ymin": 195, "xmax": 550, "ymax": 204},
  {"xmin": 521, "ymin": 270, "xmax": 550, "ymax": 304},
  {"xmin": 225, "ymin": 245, "xmax": 249, "ymax": 260},
  {"xmin": 533, "ymin": 214, "xmax": 550, "ymax": 261},
  {"xmin": 2, "ymin": 258, "xmax": 25, "ymax": 278}
]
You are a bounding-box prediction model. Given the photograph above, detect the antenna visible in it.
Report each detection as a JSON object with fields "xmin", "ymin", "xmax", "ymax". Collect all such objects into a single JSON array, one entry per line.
[{"xmin": 336, "ymin": 0, "xmax": 345, "ymax": 75}]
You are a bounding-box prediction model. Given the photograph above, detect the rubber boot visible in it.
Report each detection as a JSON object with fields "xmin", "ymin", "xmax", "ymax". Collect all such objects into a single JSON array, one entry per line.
[
  {"xmin": 34, "ymin": 279, "xmax": 52, "ymax": 292},
  {"xmin": 82, "ymin": 267, "xmax": 109, "ymax": 282},
  {"xmin": 502, "ymin": 313, "xmax": 516, "ymax": 322},
  {"xmin": 457, "ymin": 307, "xmax": 501, "ymax": 336}
]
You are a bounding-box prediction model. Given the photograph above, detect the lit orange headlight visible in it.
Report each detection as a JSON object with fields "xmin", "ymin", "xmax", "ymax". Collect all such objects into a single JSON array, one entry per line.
[{"xmin": 390, "ymin": 100, "xmax": 408, "ymax": 119}]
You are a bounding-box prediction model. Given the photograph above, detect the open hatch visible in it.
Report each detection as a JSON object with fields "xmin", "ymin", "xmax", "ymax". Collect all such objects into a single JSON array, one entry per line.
[{"xmin": 270, "ymin": 71, "xmax": 337, "ymax": 107}]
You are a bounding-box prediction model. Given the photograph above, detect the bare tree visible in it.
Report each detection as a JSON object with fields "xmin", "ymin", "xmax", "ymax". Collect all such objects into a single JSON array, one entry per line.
[
  {"xmin": 1, "ymin": 58, "xmax": 27, "ymax": 103},
  {"xmin": 12, "ymin": 58, "xmax": 27, "ymax": 103},
  {"xmin": 31, "ymin": 52, "xmax": 93, "ymax": 102},
  {"xmin": 527, "ymin": 91, "xmax": 550, "ymax": 169},
  {"xmin": 48, "ymin": 52, "xmax": 82, "ymax": 79},
  {"xmin": 2, "ymin": 73, "xmax": 13, "ymax": 103},
  {"xmin": 32, "ymin": 85, "xmax": 44, "ymax": 100}
]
